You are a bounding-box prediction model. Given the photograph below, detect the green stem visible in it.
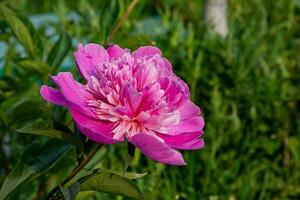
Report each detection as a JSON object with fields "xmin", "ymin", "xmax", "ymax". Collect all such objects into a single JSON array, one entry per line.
[
  {"xmin": 104, "ymin": 0, "xmax": 139, "ymax": 45},
  {"xmin": 45, "ymin": 144, "xmax": 103, "ymax": 200}
]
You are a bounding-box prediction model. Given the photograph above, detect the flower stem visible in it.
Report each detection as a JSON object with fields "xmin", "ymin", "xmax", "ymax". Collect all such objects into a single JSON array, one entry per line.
[
  {"xmin": 105, "ymin": 0, "xmax": 139, "ymax": 45},
  {"xmin": 45, "ymin": 144, "xmax": 103, "ymax": 200}
]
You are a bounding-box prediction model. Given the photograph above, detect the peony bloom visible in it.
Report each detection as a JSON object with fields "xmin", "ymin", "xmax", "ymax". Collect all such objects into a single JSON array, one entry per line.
[{"xmin": 40, "ymin": 44, "xmax": 205, "ymax": 165}]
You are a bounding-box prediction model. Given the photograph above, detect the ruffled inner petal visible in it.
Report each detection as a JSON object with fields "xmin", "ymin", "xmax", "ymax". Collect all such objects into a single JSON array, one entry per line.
[{"xmin": 132, "ymin": 46, "xmax": 162, "ymax": 58}]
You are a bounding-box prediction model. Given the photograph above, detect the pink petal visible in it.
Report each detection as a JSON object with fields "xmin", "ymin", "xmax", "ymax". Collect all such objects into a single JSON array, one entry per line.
[
  {"xmin": 107, "ymin": 44, "xmax": 128, "ymax": 58},
  {"xmin": 51, "ymin": 72, "xmax": 96, "ymax": 118},
  {"xmin": 122, "ymin": 85, "xmax": 142, "ymax": 115},
  {"xmin": 166, "ymin": 116, "xmax": 205, "ymax": 135},
  {"xmin": 163, "ymin": 58, "xmax": 172, "ymax": 72},
  {"xmin": 159, "ymin": 76, "xmax": 188, "ymax": 110},
  {"xmin": 132, "ymin": 46, "xmax": 162, "ymax": 58},
  {"xmin": 70, "ymin": 108, "xmax": 119, "ymax": 144},
  {"xmin": 128, "ymin": 133, "xmax": 186, "ymax": 165},
  {"xmin": 74, "ymin": 43, "xmax": 109, "ymax": 79},
  {"xmin": 179, "ymin": 100, "xmax": 201, "ymax": 120},
  {"xmin": 157, "ymin": 131, "xmax": 204, "ymax": 150},
  {"xmin": 40, "ymin": 85, "xmax": 68, "ymax": 106},
  {"xmin": 138, "ymin": 83, "xmax": 164, "ymax": 112}
]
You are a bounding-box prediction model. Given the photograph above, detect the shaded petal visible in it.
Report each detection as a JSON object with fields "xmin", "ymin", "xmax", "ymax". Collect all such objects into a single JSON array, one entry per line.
[
  {"xmin": 128, "ymin": 133, "xmax": 186, "ymax": 165},
  {"xmin": 163, "ymin": 58, "xmax": 172, "ymax": 72},
  {"xmin": 51, "ymin": 72, "xmax": 96, "ymax": 118},
  {"xmin": 122, "ymin": 84, "xmax": 142, "ymax": 115},
  {"xmin": 179, "ymin": 100, "xmax": 201, "ymax": 120},
  {"xmin": 74, "ymin": 43, "xmax": 109, "ymax": 79},
  {"xmin": 107, "ymin": 44, "xmax": 128, "ymax": 58},
  {"xmin": 133, "ymin": 46, "xmax": 162, "ymax": 58},
  {"xmin": 166, "ymin": 116, "xmax": 205, "ymax": 135},
  {"xmin": 158, "ymin": 131, "xmax": 204, "ymax": 150},
  {"xmin": 40, "ymin": 85, "xmax": 68, "ymax": 106},
  {"xmin": 159, "ymin": 76, "xmax": 189, "ymax": 110},
  {"xmin": 70, "ymin": 107, "xmax": 119, "ymax": 144},
  {"xmin": 138, "ymin": 83, "xmax": 164, "ymax": 112}
]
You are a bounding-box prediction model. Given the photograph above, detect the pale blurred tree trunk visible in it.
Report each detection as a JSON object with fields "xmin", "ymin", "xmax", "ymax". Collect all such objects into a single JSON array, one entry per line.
[{"xmin": 204, "ymin": 0, "xmax": 228, "ymax": 37}]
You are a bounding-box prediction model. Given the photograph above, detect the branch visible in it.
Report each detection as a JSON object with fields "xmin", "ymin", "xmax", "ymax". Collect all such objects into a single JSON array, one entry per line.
[
  {"xmin": 105, "ymin": 0, "xmax": 139, "ymax": 45},
  {"xmin": 45, "ymin": 144, "xmax": 103, "ymax": 200}
]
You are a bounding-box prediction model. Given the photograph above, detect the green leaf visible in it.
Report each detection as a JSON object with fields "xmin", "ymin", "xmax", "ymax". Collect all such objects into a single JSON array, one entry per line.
[
  {"xmin": 60, "ymin": 182, "xmax": 80, "ymax": 200},
  {"xmin": 47, "ymin": 32, "xmax": 72, "ymax": 69},
  {"xmin": 18, "ymin": 60, "xmax": 51, "ymax": 75},
  {"xmin": 15, "ymin": 120, "xmax": 84, "ymax": 152},
  {"xmin": 80, "ymin": 171, "xmax": 144, "ymax": 199},
  {"xmin": 108, "ymin": 171, "xmax": 147, "ymax": 180},
  {"xmin": 0, "ymin": 4, "xmax": 43, "ymax": 57},
  {"xmin": 99, "ymin": 1, "xmax": 122, "ymax": 42},
  {"xmin": 91, "ymin": 169, "xmax": 148, "ymax": 180},
  {"xmin": 0, "ymin": 141, "xmax": 71, "ymax": 200},
  {"xmin": 9, "ymin": 100, "xmax": 44, "ymax": 127}
]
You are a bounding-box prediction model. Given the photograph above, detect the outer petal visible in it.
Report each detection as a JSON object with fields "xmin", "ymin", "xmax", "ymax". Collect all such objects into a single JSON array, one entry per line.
[
  {"xmin": 133, "ymin": 46, "xmax": 162, "ymax": 58},
  {"xmin": 40, "ymin": 85, "xmax": 68, "ymax": 106},
  {"xmin": 163, "ymin": 58, "xmax": 173, "ymax": 72},
  {"xmin": 166, "ymin": 116, "xmax": 205, "ymax": 135},
  {"xmin": 70, "ymin": 108, "xmax": 119, "ymax": 144},
  {"xmin": 157, "ymin": 131, "xmax": 204, "ymax": 150},
  {"xmin": 74, "ymin": 43, "xmax": 109, "ymax": 79},
  {"xmin": 179, "ymin": 100, "xmax": 201, "ymax": 120},
  {"xmin": 107, "ymin": 44, "xmax": 128, "ymax": 58},
  {"xmin": 51, "ymin": 72, "xmax": 96, "ymax": 118},
  {"xmin": 128, "ymin": 133, "xmax": 186, "ymax": 165}
]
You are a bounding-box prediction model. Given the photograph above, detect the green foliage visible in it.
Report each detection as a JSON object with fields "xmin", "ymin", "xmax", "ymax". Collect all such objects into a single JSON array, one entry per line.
[
  {"xmin": 79, "ymin": 171, "xmax": 144, "ymax": 199},
  {"xmin": 16, "ymin": 120, "xmax": 84, "ymax": 152},
  {"xmin": 0, "ymin": 140, "xmax": 71, "ymax": 200},
  {"xmin": 0, "ymin": 0, "xmax": 299, "ymax": 199},
  {"xmin": 18, "ymin": 60, "xmax": 51, "ymax": 75},
  {"xmin": 0, "ymin": 3, "xmax": 43, "ymax": 58},
  {"xmin": 60, "ymin": 182, "xmax": 80, "ymax": 200},
  {"xmin": 80, "ymin": 168, "xmax": 148, "ymax": 180},
  {"xmin": 47, "ymin": 32, "xmax": 72, "ymax": 69}
]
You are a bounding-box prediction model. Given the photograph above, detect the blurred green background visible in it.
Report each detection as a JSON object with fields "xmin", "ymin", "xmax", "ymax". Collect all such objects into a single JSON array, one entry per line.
[{"xmin": 0, "ymin": 0, "xmax": 300, "ymax": 199}]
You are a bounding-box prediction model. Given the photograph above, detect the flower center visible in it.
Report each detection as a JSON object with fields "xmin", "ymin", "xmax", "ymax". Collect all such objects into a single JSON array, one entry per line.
[{"xmin": 85, "ymin": 53, "xmax": 187, "ymax": 140}]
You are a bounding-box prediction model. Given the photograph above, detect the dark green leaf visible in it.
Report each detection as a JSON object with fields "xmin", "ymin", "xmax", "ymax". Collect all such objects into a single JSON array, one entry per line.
[
  {"xmin": 60, "ymin": 182, "xmax": 80, "ymax": 200},
  {"xmin": 0, "ymin": 4, "xmax": 43, "ymax": 57},
  {"xmin": 80, "ymin": 171, "xmax": 144, "ymax": 199},
  {"xmin": 10, "ymin": 100, "xmax": 44, "ymax": 126},
  {"xmin": 99, "ymin": 1, "xmax": 124, "ymax": 42},
  {"xmin": 18, "ymin": 60, "xmax": 51, "ymax": 75},
  {"xmin": 15, "ymin": 120, "xmax": 84, "ymax": 152},
  {"xmin": 0, "ymin": 141, "xmax": 71, "ymax": 200},
  {"xmin": 47, "ymin": 32, "xmax": 72, "ymax": 69}
]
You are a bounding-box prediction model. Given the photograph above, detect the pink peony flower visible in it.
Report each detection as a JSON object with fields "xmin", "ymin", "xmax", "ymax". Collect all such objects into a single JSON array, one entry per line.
[{"xmin": 40, "ymin": 44, "xmax": 205, "ymax": 165}]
